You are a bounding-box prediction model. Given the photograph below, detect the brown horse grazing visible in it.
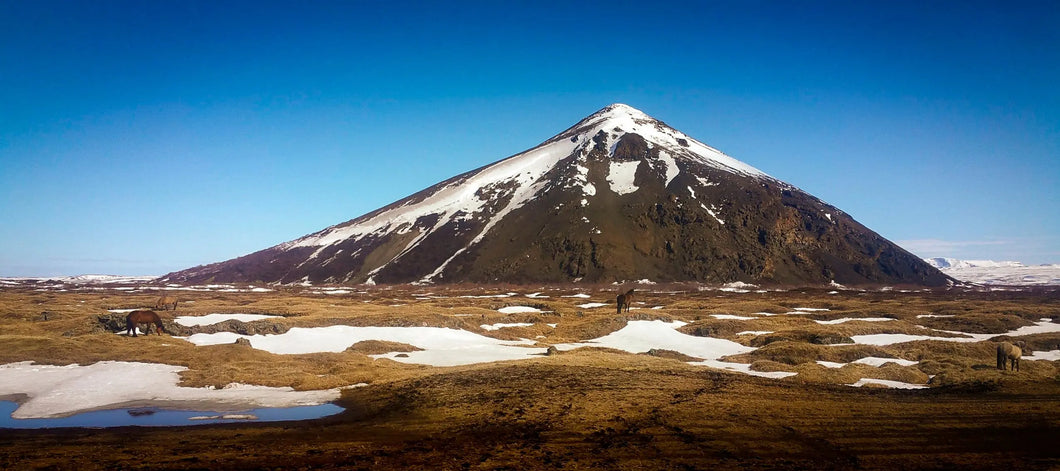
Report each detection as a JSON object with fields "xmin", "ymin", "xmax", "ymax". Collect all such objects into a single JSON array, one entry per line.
[
  {"xmin": 616, "ymin": 289, "xmax": 635, "ymax": 314},
  {"xmin": 154, "ymin": 295, "xmax": 178, "ymax": 311},
  {"xmin": 126, "ymin": 310, "xmax": 166, "ymax": 337},
  {"xmin": 997, "ymin": 340, "xmax": 1026, "ymax": 371}
]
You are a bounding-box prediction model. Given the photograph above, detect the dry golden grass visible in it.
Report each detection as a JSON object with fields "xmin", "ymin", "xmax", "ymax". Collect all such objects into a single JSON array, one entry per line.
[{"xmin": 1, "ymin": 284, "xmax": 1058, "ymax": 392}]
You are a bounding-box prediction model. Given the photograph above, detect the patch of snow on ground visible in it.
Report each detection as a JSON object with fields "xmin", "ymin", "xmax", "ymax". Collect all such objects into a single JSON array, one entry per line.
[
  {"xmin": 480, "ymin": 323, "xmax": 534, "ymax": 331},
  {"xmin": 1023, "ymin": 350, "xmax": 1060, "ymax": 361},
  {"xmin": 497, "ymin": 306, "xmax": 544, "ymax": 314},
  {"xmin": 577, "ymin": 302, "xmax": 610, "ymax": 309},
  {"xmin": 711, "ymin": 314, "xmax": 755, "ymax": 320},
  {"xmin": 736, "ymin": 331, "xmax": 773, "ymax": 336},
  {"xmin": 814, "ymin": 317, "xmax": 894, "ymax": 325},
  {"xmin": 853, "ymin": 357, "xmax": 918, "ymax": 367},
  {"xmin": 562, "ymin": 293, "xmax": 591, "ymax": 298},
  {"xmin": 851, "ymin": 320, "xmax": 1060, "ymax": 345},
  {"xmin": 689, "ymin": 360, "xmax": 798, "ymax": 379},
  {"xmin": 607, "ymin": 160, "xmax": 641, "ymax": 195},
  {"xmin": 0, "ymin": 361, "xmax": 339, "ymax": 419},
  {"xmin": 717, "ymin": 282, "xmax": 755, "ymax": 293},
  {"xmin": 555, "ymin": 320, "xmax": 754, "ymax": 362},
  {"xmin": 183, "ymin": 326, "xmax": 544, "ymax": 367},
  {"xmin": 848, "ymin": 378, "xmax": 927, "ymax": 389},
  {"xmin": 175, "ymin": 313, "xmax": 282, "ymax": 327},
  {"xmin": 460, "ymin": 293, "xmax": 518, "ymax": 299}
]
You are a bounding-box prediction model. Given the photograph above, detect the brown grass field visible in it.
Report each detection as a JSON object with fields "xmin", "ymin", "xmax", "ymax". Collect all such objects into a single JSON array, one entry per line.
[{"xmin": 1, "ymin": 283, "xmax": 1058, "ymax": 470}]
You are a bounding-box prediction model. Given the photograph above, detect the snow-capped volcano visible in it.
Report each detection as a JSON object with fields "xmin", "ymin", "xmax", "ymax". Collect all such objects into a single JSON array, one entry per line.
[{"xmin": 164, "ymin": 104, "xmax": 950, "ymax": 286}]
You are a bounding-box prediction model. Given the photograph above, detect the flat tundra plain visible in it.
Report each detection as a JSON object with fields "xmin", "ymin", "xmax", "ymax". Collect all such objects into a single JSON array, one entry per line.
[{"xmin": 0, "ymin": 282, "xmax": 1058, "ymax": 470}]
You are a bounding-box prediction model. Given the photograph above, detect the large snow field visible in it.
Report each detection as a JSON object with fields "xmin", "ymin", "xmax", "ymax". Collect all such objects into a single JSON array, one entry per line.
[
  {"xmin": 0, "ymin": 361, "xmax": 340, "ymax": 419},
  {"xmin": 183, "ymin": 326, "xmax": 546, "ymax": 367}
]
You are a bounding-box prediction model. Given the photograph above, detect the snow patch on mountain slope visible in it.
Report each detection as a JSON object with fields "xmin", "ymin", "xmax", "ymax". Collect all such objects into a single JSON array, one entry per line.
[
  {"xmin": 607, "ymin": 160, "xmax": 641, "ymax": 195},
  {"xmin": 657, "ymin": 149, "xmax": 679, "ymax": 187}
]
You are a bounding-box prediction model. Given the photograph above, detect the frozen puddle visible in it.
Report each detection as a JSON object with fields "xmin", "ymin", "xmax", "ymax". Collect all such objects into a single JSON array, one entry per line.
[
  {"xmin": 175, "ymin": 313, "xmax": 282, "ymax": 327},
  {"xmin": 0, "ymin": 401, "xmax": 342, "ymax": 429},
  {"xmin": 0, "ymin": 361, "xmax": 339, "ymax": 420},
  {"xmin": 184, "ymin": 326, "xmax": 546, "ymax": 367}
]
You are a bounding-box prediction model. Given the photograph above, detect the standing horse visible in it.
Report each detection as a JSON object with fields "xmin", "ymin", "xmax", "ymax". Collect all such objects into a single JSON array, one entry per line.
[
  {"xmin": 126, "ymin": 310, "xmax": 166, "ymax": 337},
  {"xmin": 997, "ymin": 340, "xmax": 1026, "ymax": 371},
  {"xmin": 154, "ymin": 295, "xmax": 178, "ymax": 311},
  {"xmin": 616, "ymin": 289, "xmax": 635, "ymax": 314}
]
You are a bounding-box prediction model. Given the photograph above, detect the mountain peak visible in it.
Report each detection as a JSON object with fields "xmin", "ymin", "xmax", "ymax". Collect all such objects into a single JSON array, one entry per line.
[
  {"xmin": 164, "ymin": 104, "xmax": 952, "ymax": 287},
  {"xmin": 555, "ymin": 104, "xmax": 768, "ymax": 179}
]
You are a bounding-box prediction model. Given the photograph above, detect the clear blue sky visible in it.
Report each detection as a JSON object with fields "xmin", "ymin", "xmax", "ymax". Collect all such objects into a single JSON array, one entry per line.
[{"xmin": 1, "ymin": 0, "xmax": 1057, "ymax": 276}]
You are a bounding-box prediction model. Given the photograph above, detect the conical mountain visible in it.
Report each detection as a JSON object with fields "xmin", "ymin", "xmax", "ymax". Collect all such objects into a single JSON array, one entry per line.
[{"xmin": 164, "ymin": 104, "xmax": 951, "ymax": 287}]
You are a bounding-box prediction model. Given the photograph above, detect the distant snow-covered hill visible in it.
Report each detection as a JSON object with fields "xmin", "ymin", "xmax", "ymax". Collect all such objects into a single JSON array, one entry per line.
[
  {"xmin": 0, "ymin": 275, "xmax": 157, "ymax": 286},
  {"xmin": 924, "ymin": 258, "xmax": 1060, "ymax": 286}
]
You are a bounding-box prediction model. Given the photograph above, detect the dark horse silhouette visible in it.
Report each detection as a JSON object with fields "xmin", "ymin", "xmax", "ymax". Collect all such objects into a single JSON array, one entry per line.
[
  {"xmin": 616, "ymin": 289, "xmax": 635, "ymax": 314},
  {"xmin": 126, "ymin": 310, "xmax": 165, "ymax": 337}
]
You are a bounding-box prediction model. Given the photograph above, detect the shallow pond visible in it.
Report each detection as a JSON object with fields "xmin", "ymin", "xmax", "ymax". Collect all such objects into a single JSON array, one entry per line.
[{"xmin": 0, "ymin": 401, "xmax": 343, "ymax": 429}]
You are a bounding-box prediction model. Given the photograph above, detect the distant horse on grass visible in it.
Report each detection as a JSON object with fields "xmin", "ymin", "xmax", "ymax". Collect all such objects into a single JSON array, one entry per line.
[
  {"xmin": 997, "ymin": 340, "xmax": 1026, "ymax": 371},
  {"xmin": 616, "ymin": 289, "xmax": 635, "ymax": 314},
  {"xmin": 126, "ymin": 310, "xmax": 166, "ymax": 337},
  {"xmin": 155, "ymin": 295, "xmax": 178, "ymax": 311}
]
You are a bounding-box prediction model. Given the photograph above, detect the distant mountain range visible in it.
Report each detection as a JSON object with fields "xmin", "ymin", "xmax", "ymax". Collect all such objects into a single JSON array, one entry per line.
[
  {"xmin": 924, "ymin": 258, "xmax": 1060, "ymax": 286},
  {"xmin": 162, "ymin": 104, "xmax": 950, "ymax": 287}
]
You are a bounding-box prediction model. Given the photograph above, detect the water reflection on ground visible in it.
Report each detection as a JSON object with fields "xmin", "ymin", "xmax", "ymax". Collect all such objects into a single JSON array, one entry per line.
[{"xmin": 0, "ymin": 401, "xmax": 343, "ymax": 429}]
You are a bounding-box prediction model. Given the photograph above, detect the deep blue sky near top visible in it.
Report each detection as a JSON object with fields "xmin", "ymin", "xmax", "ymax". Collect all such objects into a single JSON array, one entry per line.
[{"xmin": 1, "ymin": 1, "xmax": 1057, "ymax": 276}]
